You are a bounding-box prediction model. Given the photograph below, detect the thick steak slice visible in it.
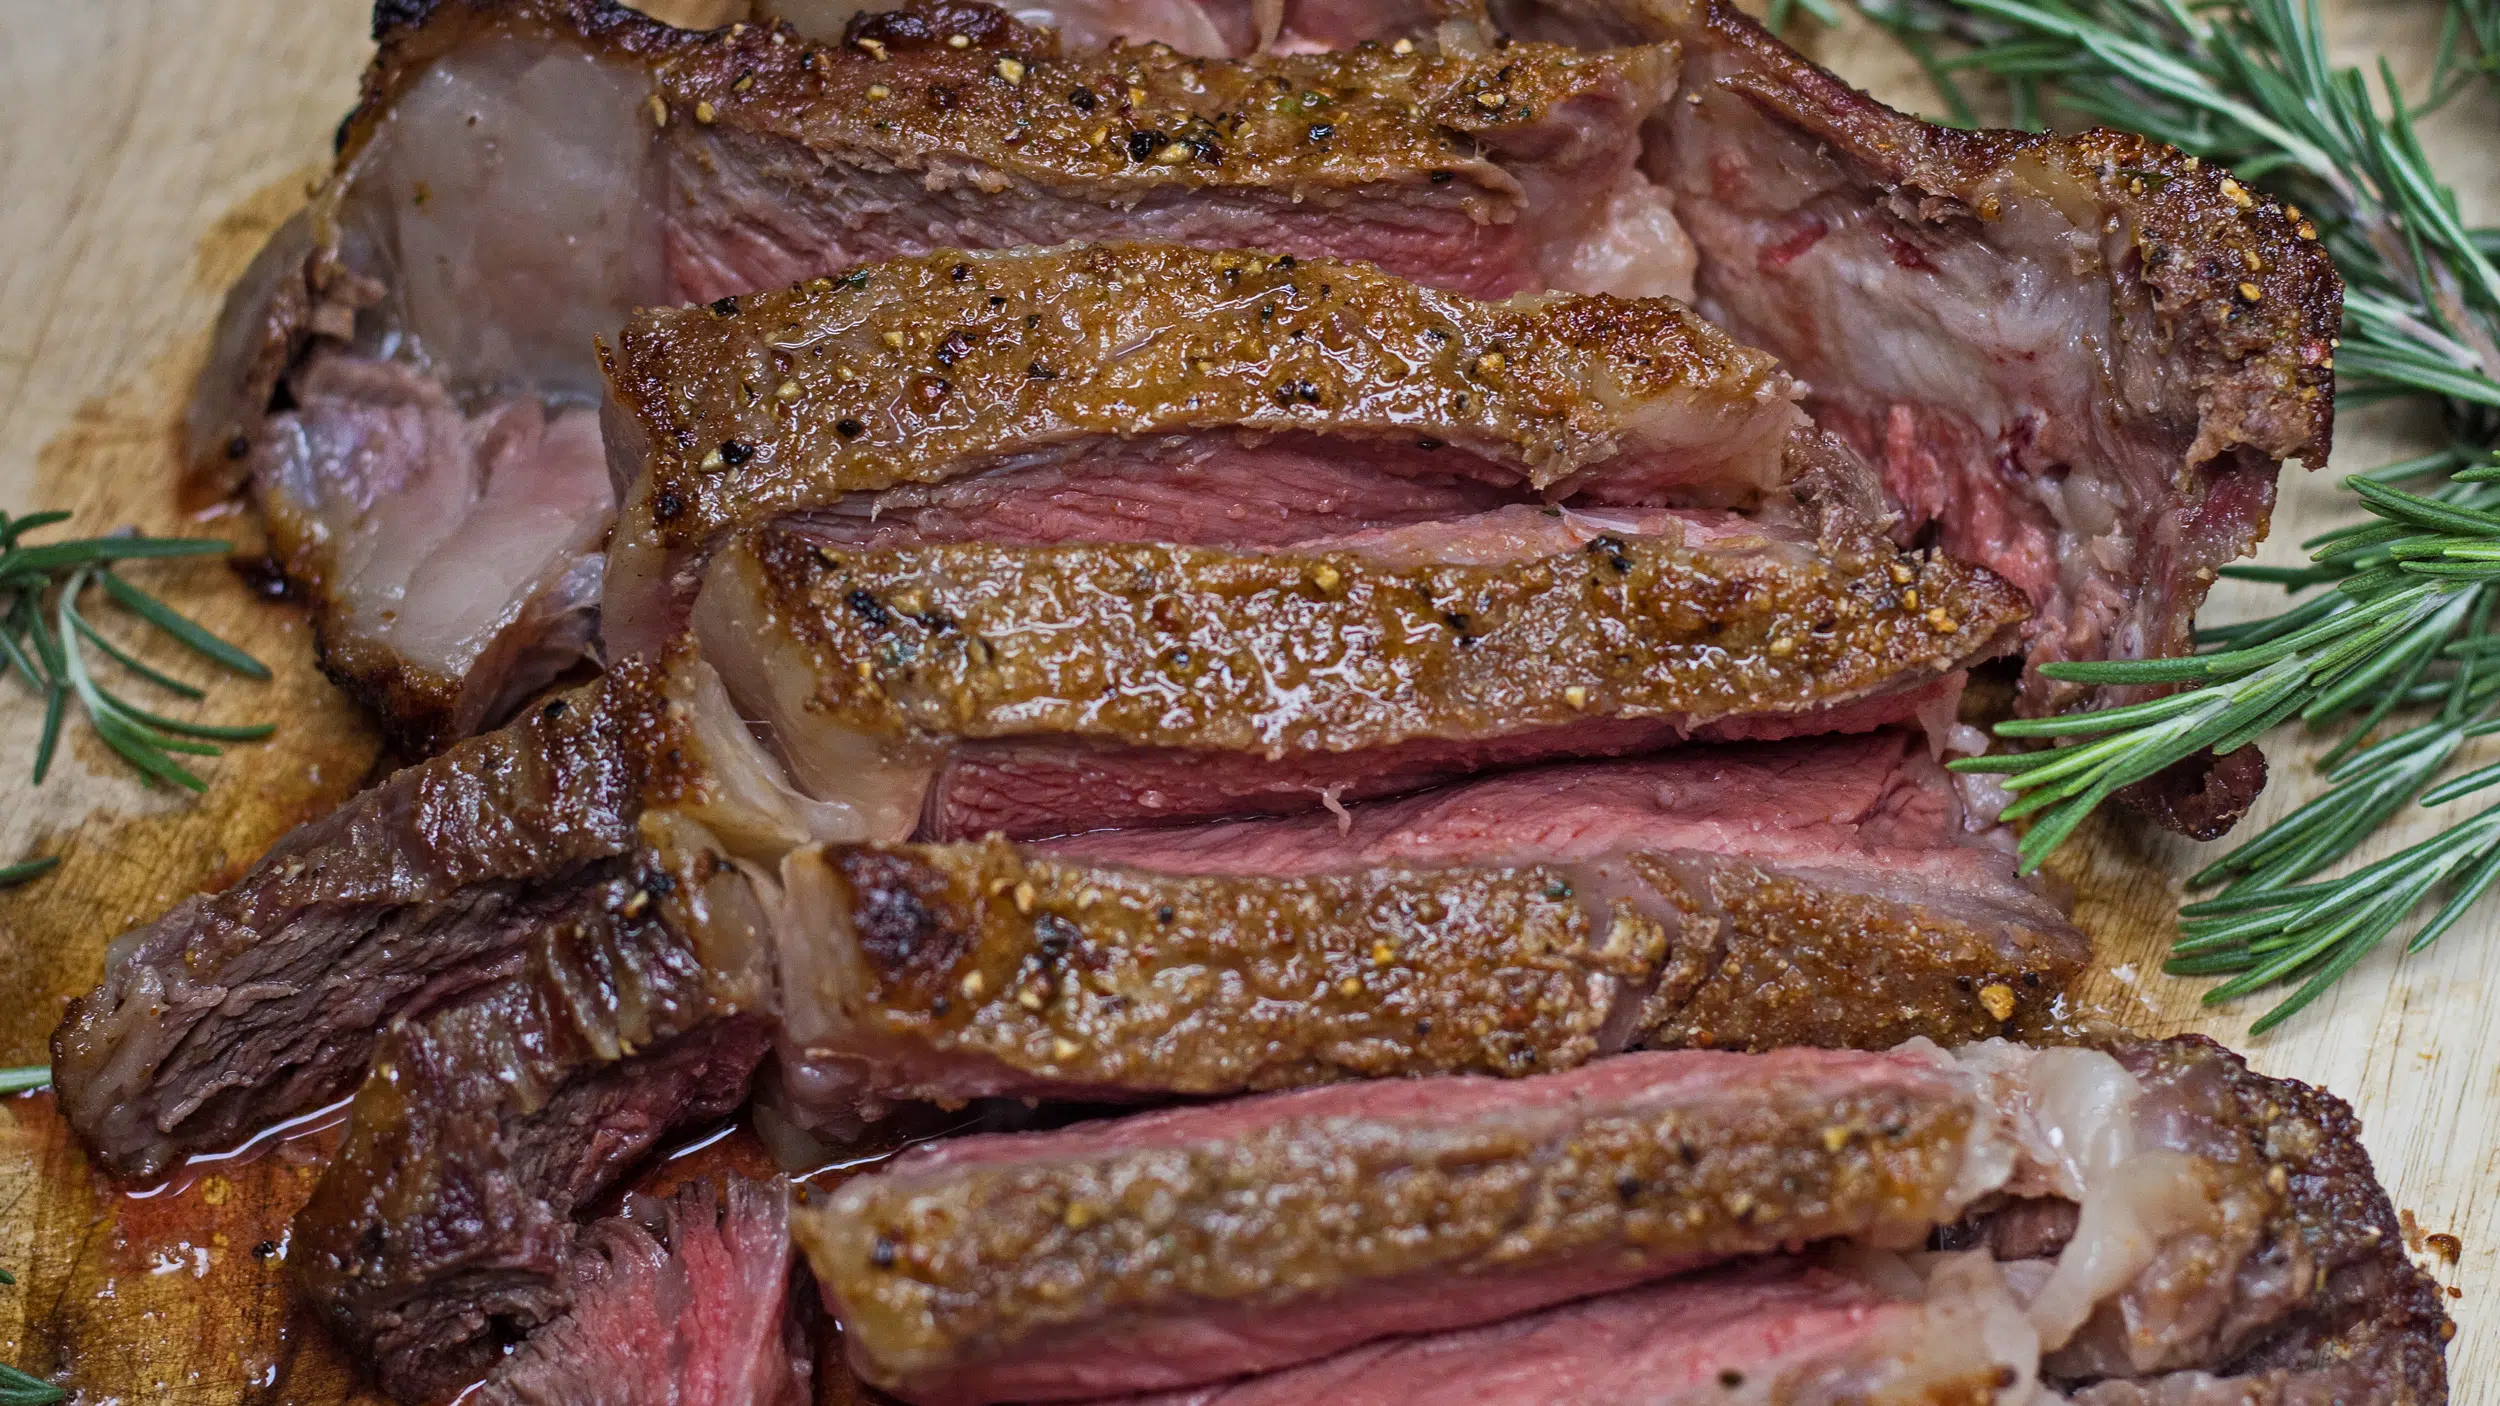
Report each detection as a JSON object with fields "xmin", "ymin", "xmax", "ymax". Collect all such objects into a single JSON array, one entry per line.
[
  {"xmin": 603, "ymin": 242, "xmax": 1823, "ymax": 655},
  {"xmin": 48, "ymin": 652, "xmax": 822, "ymax": 1181},
  {"xmin": 49, "ymin": 672, "xmax": 644, "ymax": 1181},
  {"xmin": 468, "ymin": 1177, "xmax": 814, "ymax": 1406},
  {"xmin": 694, "ymin": 509, "xmax": 2024, "ymax": 839},
  {"xmin": 802, "ymin": 1046, "xmax": 1989, "ymax": 1403},
  {"xmin": 799, "ymin": 1038, "xmax": 2449, "ymax": 1404},
  {"xmin": 292, "ymin": 891, "xmax": 777, "ymax": 1403},
  {"xmin": 189, "ymin": 0, "xmax": 1681, "ymax": 748},
  {"xmin": 769, "ymin": 732, "xmax": 2086, "ymax": 1122}
]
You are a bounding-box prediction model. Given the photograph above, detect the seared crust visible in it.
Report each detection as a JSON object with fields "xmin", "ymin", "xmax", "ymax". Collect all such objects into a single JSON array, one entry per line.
[
  {"xmin": 723, "ymin": 521, "xmax": 2024, "ymax": 757},
  {"xmin": 806, "ymin": 1051, "xmax": 1978, "ymax": 1396},
  {"xmin": 355, "ymin": 0, "xmax": 1667, "ymax": 203},
  {"xmin": 2118, "ymin": 1037, "xmax": 2450, "ymax": 1401},
  {"xmin": 609, "ymin": 241, "xmax": 1793, "ymax": 556},
  {"xmin": 1678, "ymin": 0, "xmax": 2338, "ymax": 467},
  {"xmin": 791, "ymin": 835, "xmax": 2082, "ymax": 1106},
  {"xmin": 805, "ymin": 838, "xmax": 1660, "ymax": 1091}
]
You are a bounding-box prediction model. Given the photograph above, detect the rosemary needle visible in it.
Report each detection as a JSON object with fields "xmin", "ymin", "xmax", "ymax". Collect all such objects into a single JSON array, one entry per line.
[
  {"xmin": 0, "ymin": 1066, "xmax": 45, "ymax": 1095},
  {"xmin": 0, "ymin": 508, "xmax": 275, "ymax": 878},
  {"xmin": 1855, "ymin": 0, "xmax": 2500, "ymax": 1026}
]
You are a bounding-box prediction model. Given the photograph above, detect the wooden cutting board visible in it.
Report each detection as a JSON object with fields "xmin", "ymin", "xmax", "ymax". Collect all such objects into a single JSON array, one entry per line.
[{"xmin": 0, "ymin": 2, "xmax": 2491, "ymax": 1400}]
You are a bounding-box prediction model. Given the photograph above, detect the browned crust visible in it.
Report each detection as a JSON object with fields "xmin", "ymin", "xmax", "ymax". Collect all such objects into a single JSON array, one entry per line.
[
  {"xmin": 1633, "ymin": 854, "xmax": 2079, "ymax": 1051},
  {"xmin": 805, "ymin": 1064, "xmax": 1977, "ymax": 1390},
  {"xmin": 730, "ymin": 521, "xmax": 2024, "ymax": 754},
  {"xmin": 2124, "ymin": 1037, "xmax": 2451, "ymax": 1401},
  {"xmin": 813, "ymin": 838, "xmax": 1657, "ymax": 1089},
  {"xmin": 290, "ymin": 887, "xmax": 770, "ymax": 1400},
  {"xmin": 799, "ymin": 836, "xmax": 2082, "ymax": 1101},
  {"xmin": 1512, "ymin": 0, "xmax": 2339, "ymax": 472},
  {"xmin": 2117, "ymin": 743, "xmax": 2270, "ymax": 840},
  {"xmin": 610, "ymin": 242, "xmax": 1793, "ymax": 555}
]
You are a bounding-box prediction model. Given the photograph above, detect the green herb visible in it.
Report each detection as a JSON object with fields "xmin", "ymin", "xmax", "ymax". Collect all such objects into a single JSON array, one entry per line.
[
  {"xmin": 0, "ymin": 508, "xmax": 274, "ymax": 878},
  {"xmin": 0, "ymin": 1270, "xmax": 62, "ymax": 1405},
  {"xmin": 1845, "ymin": 0, "xmax": 2500, "ymax": 1026},
  {"xmin": 0, "ymin": 1066, "xmax": 46, "ymax": 1095}
]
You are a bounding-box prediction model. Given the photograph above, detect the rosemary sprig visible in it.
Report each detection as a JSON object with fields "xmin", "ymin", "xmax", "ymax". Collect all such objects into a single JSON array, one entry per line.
[
  {"xmin": 1855, "ymin": 0, "xmax": 2500, "ymax": 1026},
  {"xmin": 0, "ymin": 1270, "xmax": 62, "ymax": 1405},
  {"xmin": 0, "ymin": 507, "xmax": 273, "ymax": 816}
]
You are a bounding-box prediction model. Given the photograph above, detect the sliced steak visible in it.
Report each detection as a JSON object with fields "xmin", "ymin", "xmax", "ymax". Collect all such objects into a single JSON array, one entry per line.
[
  {"xmin": 190, "ymin": 0, "xmax": 1683, "ymax": 747},
  {"xmin": 1497, "ymin": 0, "xmax": 2336, "ymax": 823},
  {"xmin": 802, "ymin": 1046, "xmax": 1991, "ymax": 1403},
  {"xmin": 468, "ymin": 1177, "xmax": 814, "ymax": 1406},
  {"xmin": 603, "ymin": 242, "xmax": 1829, "ymax": 656},
  {"xmin": 769, "ymin": 731, "xmax": 2086, "ymax": 1123},
  {"xmin": 972, "ymin": 0, "xmax": 2338, "ymax": 826},
  {"xmin": 800, "ymin": 1038, "xmax": 2447, "ymax": 1403},
  {"xmin": 292, "ymin": 886, "xmax": 778, "ymax": 1402},
  {"xmin": 50, "ymin": 672, "xmax": 644, "ymax": 1181},
  {"xmin": 692, "ymin": 508, "xmax": 2025, "ymax": 839},
  {"xmin": 48, "ymin": 651, "xmax": 826, "ymax": 1181}
]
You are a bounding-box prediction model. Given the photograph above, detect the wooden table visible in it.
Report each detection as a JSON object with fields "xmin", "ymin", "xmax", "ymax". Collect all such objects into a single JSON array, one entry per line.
[{"xmin": 1, "ymin": 1, "xmax": 2491, "ymax": 1400}]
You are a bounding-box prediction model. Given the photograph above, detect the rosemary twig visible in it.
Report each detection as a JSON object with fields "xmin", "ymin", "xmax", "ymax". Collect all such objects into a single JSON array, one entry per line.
[
  {"xmin": 1855, "ymin": 0, "xmax": 2500, "ymax": 1026},
  {"xmin": 0, "ymin": 1268, "xmax": 62, "ymax": 1404},
  {"xmin": 0, "ymin": 509, "xmax": 274, "ymax": 870}
]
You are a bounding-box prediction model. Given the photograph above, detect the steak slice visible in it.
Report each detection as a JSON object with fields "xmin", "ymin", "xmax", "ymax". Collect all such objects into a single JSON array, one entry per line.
[
  {"xmin": 291, "ymin": 886, "xmax": 778, "ymax": 1402},
  {"xmin": 799, "ymin": 1037, "xmax": 2449, "ymax": 1404},
  {"xmin": 692, "ymin": 507, "xmax": 2025, "ymax": 839},
  {"xmin": 189, "ymin": 0, "xmax": 1683, "ymax": 748},
  {"xmin": 769, "ymin": 731, "xmax": 2086, "ymax": 1123},
  {"xmin": 49, "ymin": 672, "xmax": 643, "ymax": 1181},
  {"xmin": 467, "ymin": 1177, "xmax": 814, "ymax": 1406},
  {"xmin": 603, "ymin": 242, "xmax": 1828, "ymax": 656},
  {"xmin": 47, "ymin": 651, "xmax": 826, "ymax": 1181},
  {"xmin": 802, "ymin": 1046, "xmax": 1991, "ymax": 1403}
]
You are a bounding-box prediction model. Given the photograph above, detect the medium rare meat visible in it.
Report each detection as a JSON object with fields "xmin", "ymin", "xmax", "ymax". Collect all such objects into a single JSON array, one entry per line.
[
  {"xmin": 977, "ymin": 0, "xmax": 2339, "ymax": 831},
  {"xmin": 691, "ymin": 507, "xmax": 2025, "ymax": 838},
  {"xmin": 190, "ymin": 0, "xmax": 1684, "ymax": 747},
  {"xmin": 467, "ymin": 1177, "xmax": 814, "ymax": 1406},
  {"xmin": 1492, "ymin": 0, "xmax": 2337, "ymax": 831},
  {"xmin": 1110, "ymin": 1256, "xmax": 2042, "ymax": 1405},
  {"xmin": 805, "ymin": 1045, "xmax": 1991, "ymax": 1403},
  {"xmin": 800, "ymin": 1037, "xmax": 2449, "ymax": 1404},
  {"xmin": 602, "ymin": 242, "xmax": 1829, "ymax": 657},
  {"xmin": 770, "ymin": 731, "xmax": 2086, "ymax": 1123}
]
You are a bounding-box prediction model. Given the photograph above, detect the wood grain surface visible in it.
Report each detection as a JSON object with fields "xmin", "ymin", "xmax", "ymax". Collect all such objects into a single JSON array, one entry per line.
[{"xmin": 0, "ymin": 1, "xmax": 2491, "ymax": 1401}]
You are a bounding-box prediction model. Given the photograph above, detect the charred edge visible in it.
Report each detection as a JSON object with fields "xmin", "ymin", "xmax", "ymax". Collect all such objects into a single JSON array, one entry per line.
[
  {"xmin": 836, "ymin": 849, "xmax": 976, "ymax": 992},
  {"xmin": 842, "ymin": 1, "xmax": 1047, "ymax": 52},
  {"xmin": 2173, "ymin": 1034, "xmax": 2454, "ymax": 1394},
  {"xmin": 2115, "ymin": 743, "xmax": 2268, "ymax": 841}
]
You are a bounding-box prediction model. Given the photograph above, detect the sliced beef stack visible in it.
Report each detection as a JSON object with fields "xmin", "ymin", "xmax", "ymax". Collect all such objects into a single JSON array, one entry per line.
[
  {"xmin": 192, "ymin": 0, "xmax": 1687, "ymax": 749},
  {"xmin": 199, "ymin": 0, "xmax": 2333, "ymax": 806},
  {"xmin": 54, "ymin": 0, "xmax": 2430, "ymax": 1402}
]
